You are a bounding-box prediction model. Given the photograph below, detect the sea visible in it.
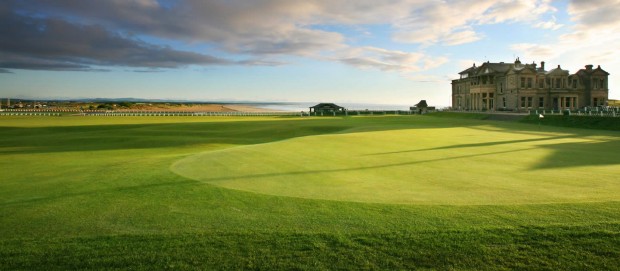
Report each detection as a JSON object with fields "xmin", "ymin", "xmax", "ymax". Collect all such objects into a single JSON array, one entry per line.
[{"xmin": 247, "ymin": 102, "xmax": 415, "ymax": 112}]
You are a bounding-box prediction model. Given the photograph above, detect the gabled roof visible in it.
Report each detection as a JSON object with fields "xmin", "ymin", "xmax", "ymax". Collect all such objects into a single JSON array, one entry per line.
[
  {"xmin": 459, "ymin": 66, "xmax": 476, "ymax": 75},
  {"xmin": 459, "ymin": 62, "xmax": 511, "ymax": 76},
  {"xmin": 576, "ymin": 65, "xmax": 610, "ymax": 76},
  {"xmin": 511, "ymin": 64, "xmax": 538, "ymax": 73},
  {"xmin": 474, "ymin": 62, "xmax": 512, "ymax": 76},
  {"xmin": 309, "ymin": 103, "xmax": 344, "ymax": 109},
  {"xmin": 485, "ymin": 63, "xmax": 512, "ymax": 73},
  {"xmin": 545, "ymin": 65, "xmax": 569, "ymax": 75}
]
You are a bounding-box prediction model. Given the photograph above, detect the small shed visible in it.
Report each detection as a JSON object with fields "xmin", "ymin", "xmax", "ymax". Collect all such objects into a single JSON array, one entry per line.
[
  {"xmin": 309, "ymin": 103, "xmax": 346, "ymax": 113},
  {"xmin": 410, "ymin": 100, "xmax": 435, "ymax": 114}
]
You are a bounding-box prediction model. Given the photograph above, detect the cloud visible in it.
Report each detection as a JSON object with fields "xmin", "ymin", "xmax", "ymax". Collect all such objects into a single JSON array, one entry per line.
[
  {"xmin": 10, "ymin": 0, "xmax": 558, "ymax": 52},
  {"xmin": 441, "ymin": 29, "xmax": 483, "ymax": 46},
  {"xmin": 511, "ymin": 0, "xmax": 620, "ymax": 68},
  {"xmin": 0, "ymin": 8, "xmax": 233, "ymax": 71},
  {"xmin": 479, "ymin": 0, "xmax": 556, "ymax": 24},
  {"xmin": 393, "ymin": 0, "xmax": 555, "ymax": 45},
  {"xmin": 2, "ymin": 0, "xmax": 561, "ymax": 74},
  {"xmin": 404, "ymin": 74, "xmax": 451, "ymax": 83},
  {"xmin": 533, "ymin": 16, "xmax": 563, "ymax": 30},
  {"xmin": 568, "ymin": 0, "xmax": 620, "ymax": 28},
  {"xmin": 10, "ymin": 0, "xmax": 345, "ymax": 56},
  {"xmin": 510, "ymin": 43, "xmax": 554, "ymax": 60},
  {"xmin": 335, "ymin": 46, "xmax": 447, "ymax": 73}
]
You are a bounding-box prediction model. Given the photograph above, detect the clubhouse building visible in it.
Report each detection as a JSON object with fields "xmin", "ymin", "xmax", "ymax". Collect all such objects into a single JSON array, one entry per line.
[{"xmin": 451, "ymin": 58, "xmax": 610, "ymax": 111}]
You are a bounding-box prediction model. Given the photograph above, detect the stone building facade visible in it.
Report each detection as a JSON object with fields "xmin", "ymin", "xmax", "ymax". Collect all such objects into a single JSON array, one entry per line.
[{"xmin": 451, "ymin": 58, "xmax": 609, "ymax": 111}]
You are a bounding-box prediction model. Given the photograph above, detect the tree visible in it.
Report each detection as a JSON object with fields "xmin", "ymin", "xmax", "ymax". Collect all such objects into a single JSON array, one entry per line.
[{"xmin": 118, "ymin": 102, "xmax": 133, "ymax": 108}]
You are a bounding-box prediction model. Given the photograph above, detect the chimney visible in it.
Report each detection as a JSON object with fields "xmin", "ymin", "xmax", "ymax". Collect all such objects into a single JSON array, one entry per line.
[
  {"xmin": 540, "ymin": 61, "xmax": 545, "ymax": 70},
  {"xmin": 586, "ymin": 64, "xmax": 593, "ymax": 71}
]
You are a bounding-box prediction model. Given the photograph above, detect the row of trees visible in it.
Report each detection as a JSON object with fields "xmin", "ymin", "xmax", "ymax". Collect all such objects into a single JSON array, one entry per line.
[{"xmin": 86, "ymin": 102, "xmax": 133, "ymax": 110}]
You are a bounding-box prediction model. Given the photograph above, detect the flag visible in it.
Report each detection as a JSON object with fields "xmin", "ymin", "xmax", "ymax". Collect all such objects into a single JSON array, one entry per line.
[{"xmin": 539, "ymin": 114, "xmax": 544, "ymax": 119}]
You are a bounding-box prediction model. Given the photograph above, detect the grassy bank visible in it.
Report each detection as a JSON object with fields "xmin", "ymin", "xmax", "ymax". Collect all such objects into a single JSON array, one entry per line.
[
  {"xmin": 521, "ymin": 114, "xmax": 620, "ymax": 131},
  {"xmin": 1, "ymin": 115, "xmax": 619, "ymax": 269}
]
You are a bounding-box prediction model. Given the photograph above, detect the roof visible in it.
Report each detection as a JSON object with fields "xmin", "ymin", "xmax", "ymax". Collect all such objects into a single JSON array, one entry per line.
[
  {"xmin": 459, "ymin": 66, "xmax": 477, "ymax": 74},
  {"xmin": 575, "ymin": 65, "xmax": 610, "ymax": 76},
  {"xmin": 309, "ymin": 103, "xmax": 344, "ymax": 109},
  {"xmin": 545, "ymin": 65, "xmax": 569, "ymax": 75},
  {"xmin": 485, "ymin": 63, "xmax": 512, "ymax": 73},
  {"xmin": 460, "ymin": 62, "xmax": 513, "ymax": 76}
]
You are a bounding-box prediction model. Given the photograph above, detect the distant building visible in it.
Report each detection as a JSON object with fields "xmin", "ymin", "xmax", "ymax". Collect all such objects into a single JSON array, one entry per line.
[
  {"xmin": 451, "ymin": 58, "xmax": 610, "ymax": 111},
  {"xmin": 309, "ymin": 103, "xmax": 346, "ymax": 114},
  {"xmin": 410, "ymin": 100, "xmax": 436, "ymax": 114}
]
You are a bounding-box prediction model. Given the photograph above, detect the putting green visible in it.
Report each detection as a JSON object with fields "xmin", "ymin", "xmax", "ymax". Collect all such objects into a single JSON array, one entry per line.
[{"xmin": 171, "ymin": 123, "xmax": 620, "ymax": 205}]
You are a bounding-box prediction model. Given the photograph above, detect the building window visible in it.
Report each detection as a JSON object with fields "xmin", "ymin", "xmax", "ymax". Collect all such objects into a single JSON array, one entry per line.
[
  {"xmin": 539, "ymin": 97, "xmax": 544, "ymax": 108},
  {"xmin": 503, "ymin": 97, "xmax": 506, "ymax": 107},
  {"xmin": 521, "ymin": 77, "xmax": 525, "ymax": 88},
  {"xmin": 555, "ymin": 78, "xmax": 561, "ymax": 88},
  {"xmin": 572, "ymin": 79, "xmax": 577, "ymax": 88},
  {"xmin": 521, "ymin": 97, "xmax": 526, "ymax": 108},
  {"xmin": 527, "ymin": 78, "xmax": 532, "ymax": 88},
  {"xmin": 538, "ymin": 79, "xmax": 544, "ymax": 88},
  {"xmin": 593, "ymin": 98, "xmax": 598, "ymax": 106},
  {"xmin": 527, "ymin": 97, "xmax": 533, "ymax": 108},
  {"xmin": 499, "ymin": 83, "xmax": 503, "ymax": 94},
  {"xmin": 601, "ymin": 79, "xmax": 605, "ymax": 88}
]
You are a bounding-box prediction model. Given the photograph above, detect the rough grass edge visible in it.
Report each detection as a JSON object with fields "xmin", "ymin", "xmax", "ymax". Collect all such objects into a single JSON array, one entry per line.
[{"xmin": 521, "ymin": 115, "xmax": 620, "ymax": 131}]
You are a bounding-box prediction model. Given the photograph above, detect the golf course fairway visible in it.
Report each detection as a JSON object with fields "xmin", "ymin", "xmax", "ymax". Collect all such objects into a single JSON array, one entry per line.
[
  {"xmin": 1, "ymin": 113, "xmax": 619, "ymax": 270},
  {"xmin": 172, "ymin": 120, "xmax": 620, "ymax": 205}
]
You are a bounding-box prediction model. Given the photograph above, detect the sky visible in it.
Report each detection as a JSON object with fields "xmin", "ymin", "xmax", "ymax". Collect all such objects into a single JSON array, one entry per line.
[{"xmin": 1, "ymin": 0, "xmax": 619, "ymax": 106}]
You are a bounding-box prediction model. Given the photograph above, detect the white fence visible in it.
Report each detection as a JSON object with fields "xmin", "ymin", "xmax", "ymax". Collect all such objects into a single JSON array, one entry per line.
[
  {"xmin": 0, "ymin": 112, "xmax": 62, "ymax": 116},
  {"xmin": 0, "ymin": 110, "xmax": 302, "ymax": 117},
  {"xmin": 529, "ymin": 108, "xmax": 620, "ymax": 118}
]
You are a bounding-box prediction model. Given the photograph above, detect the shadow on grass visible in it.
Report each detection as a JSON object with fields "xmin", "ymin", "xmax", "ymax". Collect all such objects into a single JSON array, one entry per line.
[
  {"xmin": 0, "ymin": 116, "xmax": 478, "ymax": 155},
  {"xmin": 2, "ymin": 116, "xmax": 619, "ymax": 170},
  {"xmin": 367, "ymin": 135, "xmax": 620, "ymax": 170},
  {"xmin": 531, "ymin": 140, "xmax": 620, "ymax": 169},
  {"xmin": 183, "ymin": 148, "xmax": 536, "ymax": 183},
  {"xmin": 366, "ymin": 135, "xmax": 576, "ymax": 156},
  {"xmin": 0, "ymin": 179, "xmax": 199, "ymax": 207}
]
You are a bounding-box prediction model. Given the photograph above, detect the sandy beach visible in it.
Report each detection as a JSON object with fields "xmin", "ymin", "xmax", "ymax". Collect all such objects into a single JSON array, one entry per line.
[{"xmin": 112, "ymin": 103, "xmax": 278, "ymax": 112}]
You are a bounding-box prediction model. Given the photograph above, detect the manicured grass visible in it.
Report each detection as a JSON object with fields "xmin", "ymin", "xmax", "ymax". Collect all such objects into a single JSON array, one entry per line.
[
  {"xmin": 1, "ymin": 115, "xmax": 619, "ymax": 270},
  {"xmin": 172, "ymin": 116, "xmax": 620, "ymax": 205},
  {"xmin": 521, "ymin": 114, "xmax": 620, "ymax": 131}
]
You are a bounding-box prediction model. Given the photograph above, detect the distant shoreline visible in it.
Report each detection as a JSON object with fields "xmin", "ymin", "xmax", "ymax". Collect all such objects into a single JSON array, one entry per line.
[{"xmin": 0, "ymin": 100, "xmax": 423, "ymax": 112}]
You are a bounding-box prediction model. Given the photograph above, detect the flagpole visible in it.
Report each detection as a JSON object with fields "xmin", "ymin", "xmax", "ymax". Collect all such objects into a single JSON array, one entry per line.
[{"xmin": 538, "ymin": 113, "xmax": 544, "ymax": 129}]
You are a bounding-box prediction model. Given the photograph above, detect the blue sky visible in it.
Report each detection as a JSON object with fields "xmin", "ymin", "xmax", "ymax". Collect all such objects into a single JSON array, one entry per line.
[{"xmin": 2, "ymin": 0, "xmax": 619, "ymax": 106}]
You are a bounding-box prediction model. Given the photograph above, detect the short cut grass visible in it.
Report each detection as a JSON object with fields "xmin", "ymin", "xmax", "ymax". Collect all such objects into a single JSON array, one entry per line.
[{"xmin": 1, "ymin": 114, "xmax": 619, "ymax": 270}]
